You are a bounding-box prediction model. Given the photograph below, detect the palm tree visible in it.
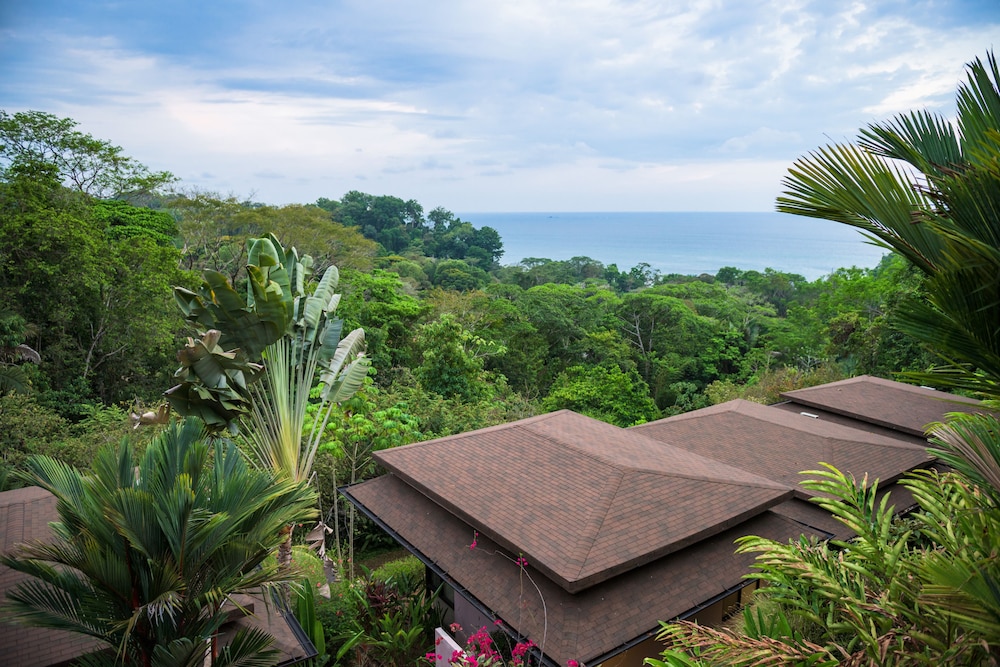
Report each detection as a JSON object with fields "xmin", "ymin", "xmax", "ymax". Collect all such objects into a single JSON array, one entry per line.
[
  {"xmin": 1, "ymin": 418, "xmax": 317, "ymax": 667},
  {"xmin": 779, "ymin": 54, "xmax": 1000, "ymax": 640}
]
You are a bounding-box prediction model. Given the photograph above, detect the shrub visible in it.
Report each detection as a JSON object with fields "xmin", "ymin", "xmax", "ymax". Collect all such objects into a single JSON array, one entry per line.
[{"xmin": 372, "ymin": 555, "xmax": 424, "ymax": 597}]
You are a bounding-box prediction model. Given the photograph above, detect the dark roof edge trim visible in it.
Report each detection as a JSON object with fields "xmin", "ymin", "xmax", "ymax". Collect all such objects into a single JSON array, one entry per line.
[
  {"xmin": 270, "ymin": 584, "xmax": 318, "ymax": 666},
  {"xmin": 339, "ymin": 483, "xmax": 562, "ymax": 667}
]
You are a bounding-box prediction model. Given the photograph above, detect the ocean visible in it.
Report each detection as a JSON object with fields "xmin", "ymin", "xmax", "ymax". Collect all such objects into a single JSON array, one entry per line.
[{"xmin": 458, "ymin": 211, "xmax": 887, "ymax": 281}]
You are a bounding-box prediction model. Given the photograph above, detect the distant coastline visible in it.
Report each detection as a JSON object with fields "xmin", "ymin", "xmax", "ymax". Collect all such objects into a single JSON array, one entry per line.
[{"xmin": 459, "ymin": 211, "xmax": 886, "ymax": 281}]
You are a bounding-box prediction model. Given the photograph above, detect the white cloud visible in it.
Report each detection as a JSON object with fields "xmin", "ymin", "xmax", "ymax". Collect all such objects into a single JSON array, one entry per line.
[
  {"xmin": 719, "ymin": 128, "xmax": 801, "ymax": 154},
  {"xmin": 1, "ymin": 0, "xmax": 998, "ymax": 210}
]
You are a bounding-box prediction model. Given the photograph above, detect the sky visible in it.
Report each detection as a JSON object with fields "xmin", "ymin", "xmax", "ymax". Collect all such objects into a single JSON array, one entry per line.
[{"xmin": 1, "ymin": 1, "xmax": 998, "ymax": 212}]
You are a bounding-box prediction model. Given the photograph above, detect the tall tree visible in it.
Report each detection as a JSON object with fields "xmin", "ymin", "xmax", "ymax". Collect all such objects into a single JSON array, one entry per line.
[
  {"xmin": 0, "ymin": 110, "xmax": 175, "ymax": 199},
  {"xmin": 0, "ymin": 161, "xmax": 184, "ymax": 406}
]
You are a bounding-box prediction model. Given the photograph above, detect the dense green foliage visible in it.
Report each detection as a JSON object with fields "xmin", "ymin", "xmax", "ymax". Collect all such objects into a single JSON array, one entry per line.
[
  {"xmin": 0, "ymin": 107, "xmax": 947, "ymax": 666},
  {"xmin": 0, "ymin": 106, "xmax": 938, "ymax": 486}
]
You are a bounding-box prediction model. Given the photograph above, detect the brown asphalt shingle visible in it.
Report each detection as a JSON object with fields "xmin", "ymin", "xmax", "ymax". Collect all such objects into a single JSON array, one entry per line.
[
  {"xmin": 780, "ymin": 375, "xmax": 985, "ymax": 437},
  {"xmin": 630, "ymin": 399, "xmax": 932, "ymax": 498},
  {"xmin": 375, "ymin": 410, "xmax": 792, "ymax": 592},
  {"xmin": 346, "ymin": 474, "xmax": 820, "ymax": 667}
]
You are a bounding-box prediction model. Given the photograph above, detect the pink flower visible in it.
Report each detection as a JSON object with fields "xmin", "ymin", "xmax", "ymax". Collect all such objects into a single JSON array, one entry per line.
[
  {"xmin": 516, "ymin": 556, "xmax": 528, "ymax": 568},
  {"xmin": 449, "ymin": 622, "xmax": 463, "ymax": 633},
  {"xmin": 469, "ymin": 530, "xmax": 479, "ymax": 550},
  {"xmin": 567, "ymin": 660, "xmax": 580, "ymax": 667},
  {"xmin": 493, "ymin": 619, "xmax": 502, "ymax": 626}
]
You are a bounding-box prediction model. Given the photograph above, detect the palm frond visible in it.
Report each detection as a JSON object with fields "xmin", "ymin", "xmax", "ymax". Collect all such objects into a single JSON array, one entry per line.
[
  {"xmin": 927, "ymin": 412, "xmax": 1000, "ymax": 501},
  {"xmin": 859, "ymin": 109, "xmax": 962, "ymax": 177},
  {"xmin": 957, "ymin": 52, "xmax": 1000, "ymax": 157},
  {"xmin": 2, "ymin": 418, "xmax": 317, "ymax": 665},
  {"xmin": 213, "ymin": 626, "xmax": 281, "ymax": 667},
  {"xmin": 777, "ymin": 143, "xmax": 939, "ymax": 272}
]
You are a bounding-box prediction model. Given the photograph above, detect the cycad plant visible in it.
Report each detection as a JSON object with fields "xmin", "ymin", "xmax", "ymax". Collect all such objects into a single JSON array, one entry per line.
[
  {"xmin": 168, "ymin": 234, "xmax": 370, "ymax": 566},
  {"xmin": 1, "ymin": 418, "xmax": 317, "ymax": 667}
]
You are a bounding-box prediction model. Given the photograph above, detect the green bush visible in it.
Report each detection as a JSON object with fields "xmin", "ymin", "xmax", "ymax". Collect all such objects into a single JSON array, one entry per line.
[
  {"xmin": 292, "ymin": 545, "xmax": 327, "ymax": 589},
  {"xmin": 264, "ymin": 545, "xmax": 327, "ymax": 590},
  {"xmin": 0, "ymin": 393, "xmax": 71, "ymax": 484},
  {"xmin": 371, "ymin": 555, "xmax": 424, "ymax": 597}
]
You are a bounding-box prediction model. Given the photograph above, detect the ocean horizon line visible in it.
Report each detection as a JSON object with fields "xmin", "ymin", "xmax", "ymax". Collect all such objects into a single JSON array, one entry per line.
[{"xmin": 456, "ymin": 211, "xmax": 885, "ymax": 281}]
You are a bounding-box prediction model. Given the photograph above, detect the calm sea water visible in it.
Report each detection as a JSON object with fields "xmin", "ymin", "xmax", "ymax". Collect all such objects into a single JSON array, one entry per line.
[{"xmin": 459, "ymin": 211, "xmax": 887, "ymax": 281}]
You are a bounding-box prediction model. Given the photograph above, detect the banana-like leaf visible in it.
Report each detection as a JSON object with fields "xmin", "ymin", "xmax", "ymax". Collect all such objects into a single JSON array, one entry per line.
[
  {"xmin": 164, "ymin": 332, "xmax": 260, "ymax": 429},
  {"xmin": 321, "ymin": 355, "xmax": 371, "ymax": 405},
  {"xmin": 246, "ymin": 265, "xmax": 292, "ymax": 344},
  {"xmin": 174, "ymin": 271, "xmax": 282, "ymax": 361},
  {"xmin": 319, "ymin": 328, "xmax": 366, "ymax": 391}
]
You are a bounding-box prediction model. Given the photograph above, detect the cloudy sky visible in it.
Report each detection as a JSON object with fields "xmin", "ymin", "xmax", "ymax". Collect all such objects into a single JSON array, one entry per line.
[{"xmin": 1, "ymin": 1, "xmax": 997, "ymax": 211}]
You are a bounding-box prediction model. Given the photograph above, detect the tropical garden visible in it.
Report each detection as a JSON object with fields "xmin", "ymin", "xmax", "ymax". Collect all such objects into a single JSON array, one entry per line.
[{"xmin": 0, "ymin": 45, "xmax": 997, "ymax": 667}]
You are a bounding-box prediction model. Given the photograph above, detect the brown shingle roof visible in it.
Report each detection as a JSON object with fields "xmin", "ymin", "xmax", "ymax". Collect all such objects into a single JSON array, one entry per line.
[
  {"xmin": 345, "ymin": 474, "xmax": 820, "ymax": 667},
  {"xmin": 630, "ymin": 399, "xmax": 932, "ymax": 498},
  {"xmin": 375, "ymin": 410, "xmax": 792, "ymax": 592},
  {"xmin": 346, "ymin": 376, "xmax": 980, "ymax": 667},
  {"xmin": 780, "ymin": 375, "xmax": 984, "ymax": 437}
]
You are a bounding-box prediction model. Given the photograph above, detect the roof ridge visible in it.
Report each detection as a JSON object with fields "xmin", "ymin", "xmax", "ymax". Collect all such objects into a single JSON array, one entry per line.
[
  {"xmin": 744, "ymin": 407, "xmax": 930, "ymax": 450},
  {"xmin": 631, "ymin": 466, "xmax": 791, "ymax": 492},
  {"xmin": 569, "ymin": 469, "xmax": 624, "ymax": 580},
  {"xmin": 520, "ymin": 420, "xmax": 630, "ymax": 471},
  {"xmin": 523, "ymin": 416, "xmax": 789, "ymax": 491}
]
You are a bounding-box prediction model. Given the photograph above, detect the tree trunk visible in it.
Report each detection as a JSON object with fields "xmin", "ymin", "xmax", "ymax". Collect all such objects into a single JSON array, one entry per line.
[{"xmin": 278, "ymin": 523, "xmax": 294, "ymax": 603}]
